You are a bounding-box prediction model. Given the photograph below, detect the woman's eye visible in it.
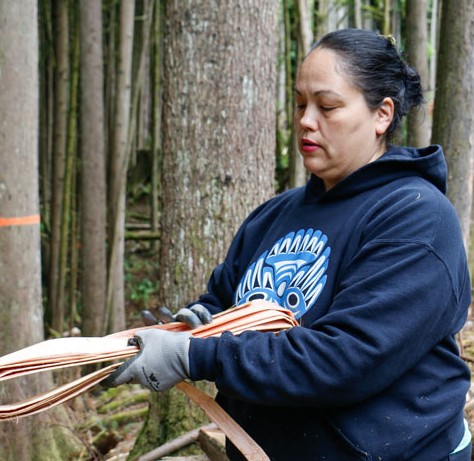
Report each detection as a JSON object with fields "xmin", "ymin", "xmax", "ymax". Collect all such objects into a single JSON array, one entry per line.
[{"xmin": 320, "ymin": 106, "xmax": 336, "ymax": 112}]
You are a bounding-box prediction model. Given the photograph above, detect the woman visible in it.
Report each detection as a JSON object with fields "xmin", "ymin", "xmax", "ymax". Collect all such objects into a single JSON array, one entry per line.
[{"xmin": 105, "ymin": 29, "xmax": 472, "ymax": 461}]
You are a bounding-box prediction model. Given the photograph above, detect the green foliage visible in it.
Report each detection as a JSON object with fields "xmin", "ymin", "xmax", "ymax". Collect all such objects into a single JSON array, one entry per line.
[
  {"xmin": 124, "ymin": 255, "xmax": 159, "ymax": 310},
  {"xmin": 128, "ymin": 278, "xmax": 156, "ymax": 304}
]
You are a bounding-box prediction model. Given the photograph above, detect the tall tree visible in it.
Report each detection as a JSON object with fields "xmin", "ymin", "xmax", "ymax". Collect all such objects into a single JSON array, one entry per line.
[
  {"xmin": 107, "ymin": 0, "xmax": 136, "ymax": 333},
  {"xmin": 49, "ymin": 0, "xmax": 69, "ymax": 332},
  {"xmin": 406, "ymin": 0, "xmax": 431, "ymax": 147},
  {"xmin": 79, "ymin": 0, "xmax": 107, "ymax": 337},
  {"xmin": 288, "ymin": 0, "xmax": 315, "ymax": 188},
  {"xmin": 0, "ymin": 2, "xmax": 76, "ymax": 459},
  {"xmin": 431, "ymin": 0, "xmax": 474, "ymax": 251},
  {"xmin": 56, "ymin": 4, "xmax": 79, "ymax": 335},
  {"xmin": 130, "ymin": 0, "xmax": 278, "ymax": 456}
]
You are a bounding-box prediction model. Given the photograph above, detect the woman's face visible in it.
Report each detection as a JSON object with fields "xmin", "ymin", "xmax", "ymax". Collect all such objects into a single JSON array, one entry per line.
[{"xmin": 294, "ymin": 47, "xmax": 393, "ymax": 190}]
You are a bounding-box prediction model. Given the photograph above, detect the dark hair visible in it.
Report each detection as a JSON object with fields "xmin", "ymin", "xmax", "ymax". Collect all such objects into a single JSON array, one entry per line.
[{"xmin": 311, "ymin": 28, "xmax": 424, "ymax": 138}]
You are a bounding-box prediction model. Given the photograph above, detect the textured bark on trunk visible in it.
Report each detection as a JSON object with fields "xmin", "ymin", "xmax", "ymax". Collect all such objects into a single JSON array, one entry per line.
[
  {"xmin": 159, "ymin": 0, "xmax": 278, "ymax": 308},
  {"xmin": 107, "ymin": 0, "xmax": 136, "ymax": 333},
  {"xmin": 79, "ymin": 0, "xmax": 107, "ymax": 336},
  {"xmin": 131, "ymin": 0, "xmax": 278, "ymax": 455},
  {"xmin": 432, "ymin": 0, "xmax": 474, "ymax": 251},
  {"xmin": 49, "ymin": 0, "xmax": 69, "ymax": 332},
  {"xmin": 406, "ymin": 0, "xmax": 431, "ymax": 147},
  {"xmin": 0, "ymin": 2, "xmax": 77, "ymax": 459}
]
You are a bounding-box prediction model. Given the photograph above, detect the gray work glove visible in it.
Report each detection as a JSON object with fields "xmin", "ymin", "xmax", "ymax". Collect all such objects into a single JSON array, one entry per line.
[
  {"xmin": 102, "ymin": 329, "xmax": 191, "ymax": 391},
  {"xmin": 141, "ymin": 303, "xmax": 212, "ymax": 329}
]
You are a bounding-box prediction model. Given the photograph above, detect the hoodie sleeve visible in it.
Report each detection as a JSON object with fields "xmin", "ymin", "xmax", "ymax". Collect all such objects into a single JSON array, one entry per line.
[{"xmin": 189, "ymin": 184, "xmax": 471, "ymax": 407}]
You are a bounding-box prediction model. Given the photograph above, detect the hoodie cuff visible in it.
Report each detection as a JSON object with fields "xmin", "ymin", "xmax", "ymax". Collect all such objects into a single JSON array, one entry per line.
[{"xmin": 189, "ymin": 336, "xmax": 220, "ymax": 382}]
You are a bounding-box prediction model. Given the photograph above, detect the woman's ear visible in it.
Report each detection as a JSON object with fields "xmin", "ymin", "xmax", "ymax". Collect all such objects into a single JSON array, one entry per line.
[{"xmin": 375, "ymin": 97, "xmax": 395, "ymax": 135}]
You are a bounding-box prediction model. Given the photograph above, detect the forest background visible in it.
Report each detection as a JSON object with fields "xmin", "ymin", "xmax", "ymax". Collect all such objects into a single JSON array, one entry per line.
[{"xmin": 0, "ymin": 0, "xmax": 473, "ymax": 460}]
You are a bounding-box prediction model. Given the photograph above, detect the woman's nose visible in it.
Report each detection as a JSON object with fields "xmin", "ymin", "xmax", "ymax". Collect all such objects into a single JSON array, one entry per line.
[{"xmin": 298, "ymin": 107, "xmax": 319, "ymax": 132}]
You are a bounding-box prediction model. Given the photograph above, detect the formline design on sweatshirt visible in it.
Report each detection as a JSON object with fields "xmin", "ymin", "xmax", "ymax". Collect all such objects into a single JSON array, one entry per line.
[{"xmin": 234, "ymin": 228, "xmax": 331, "ymax": 319}]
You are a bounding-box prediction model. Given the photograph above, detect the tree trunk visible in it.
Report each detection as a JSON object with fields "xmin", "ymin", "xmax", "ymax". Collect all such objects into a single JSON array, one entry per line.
[
  {"xmin": 107, "ymin": 0, "xmax": 135, "ymax": 333},
  {"xmin": 159, "ymin": 0, "xmax": 277, "ymax": 308},
  {"xmin": 150, "ymin": 0, "xmax": 164, "ymax": 253},
  {"xmin": 0, "ymin": 2, "xmax": 77, "ymax": 459},
  {"xmin": 56, "ymin": 7, "xmax": 79, "ymax": 335},
  {"xmin": 131, "ymin": 0, "xmax": 278, "ymax": 456},
  {"xmin": 79, "ymin": 0, "xmax": 108, "ymax": 337},
  {"xmin": 38, "ymin": 0, "xmax": 54, "ymax": 237},
  {"xmin": 49, "ymin": 0, "xmax": 69, "ymax": 331},
  {"xmin": 288, "ymin": 0, "xmax": 314, "ymax": 189},
  {"xmin": 406, "ymin": 0, "xmax": 431, "ymax": 147},
  {"xmin": 431, "ymin": 0, "xmax": 474, "ymax": 252},
  {"xmin": 354, "ymin": 0, "xmax": 363, "ymax": 29},
  {"xmin": 428, "ymin": 0, "xmax": 440, "ymax": 97}
]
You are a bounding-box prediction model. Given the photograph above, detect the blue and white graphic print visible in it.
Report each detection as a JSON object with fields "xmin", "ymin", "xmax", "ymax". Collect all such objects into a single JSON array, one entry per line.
[{"xmin": 235, "ymin": 229, "xmax": 330, "ymax": 319}]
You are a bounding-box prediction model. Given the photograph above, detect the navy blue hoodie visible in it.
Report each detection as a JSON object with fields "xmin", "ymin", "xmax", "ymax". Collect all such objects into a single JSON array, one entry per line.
[{"xmin": 189, "ymin": 145, "xmax": 471, "ymax": 461}]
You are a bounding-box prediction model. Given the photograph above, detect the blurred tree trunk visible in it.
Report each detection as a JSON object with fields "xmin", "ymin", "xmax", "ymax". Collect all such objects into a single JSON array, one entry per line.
[
  {"xmin": 150, "ymin": 0, "xmax": 163, "ymax": 253},
  {"xmin": 56, "ymin": 6, "xmax": 79, "ymax": 335},
  {"xmin": 354, "ymin": 0, "xmax": 363, "ymax": 29},
  {"xmin": 130, "ymin": 0, "xmax": 278, "ymax": 456},
  {"xmin": 79, "ymin": 0, "xmax": 107, "ymax": 337},
  {"xmin": 0, "ymin": 2, "xmax": 77, "ymax": 459},
  {"xmin": 428, "ymin": 0, "xmax": 439, "ymax": 99},
  {"xmin": 39, "ymin": 0, "xmax": 54, "ymax": 238},
  {"xmin": 107, "ymin": 0, "xmax": 135, "ymax": 333},
  {"xmin": 406, "ymin": 0, "xmax": 431, "ymax": 147},
  {"xmin": 288, "ymin": 0, "xmax": 314, "ymax": 189},
  {"xmin": 276, "ymin": 0, "xmax": 289, "ymax": 191},
  {"xmin": 432, "ymin": 0, "xmax": 474, "ymax": 252},
  {"xmin": 49, "ymin": 0, "xmax": 69, "ymax": 332}
]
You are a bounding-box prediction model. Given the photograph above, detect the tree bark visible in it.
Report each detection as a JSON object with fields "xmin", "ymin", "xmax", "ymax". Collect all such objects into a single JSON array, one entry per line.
[
  {"xmin": 0, "ymin": 2, "xmax": 77, "ymax": 459},
  {"xmin": 56, "ymin": 7, "xmax": 79, "ymax": 335},
  {"xmin": 79, "ymin": 0, "xmax": 108, "ymax": 336},
  {"xmin": 107, "ymin": 0, "xmax": 136, "ymax": 333},
  {"xmin": 406, "ymin": 0, "xmax": 431, "ymax": 147},
  {"xmin": 288, "ymin": 0, "xmax": 314, "ymax": 189},
  {"xmin": 150, "ymin": 0, "xmax": 164, "ymax": 253},
  {"xmin": 49, "ymin": 0, "xmax": 69, "ymax": 331},
  {"xmin": 131, "ymin": 0, "xmax": 278, "ymax": 456},
  {"xmin": 431, "ymin": 0, "xmax": 474, "ymax": 252},
  {"xmin": 159, "ymin": 0, "xmax": 277, "ymax": 308}
]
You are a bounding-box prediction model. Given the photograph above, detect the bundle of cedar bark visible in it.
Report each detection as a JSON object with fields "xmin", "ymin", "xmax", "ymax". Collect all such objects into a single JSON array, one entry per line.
[{"xmin": 0, "ymin": 300, "xmax": 298, "ymax": 461}]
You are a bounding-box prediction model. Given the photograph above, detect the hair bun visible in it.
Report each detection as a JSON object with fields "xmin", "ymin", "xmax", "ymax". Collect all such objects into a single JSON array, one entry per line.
[{"xmin": 401, "ymin": 63, "xmax": 424, "ymax": 114}]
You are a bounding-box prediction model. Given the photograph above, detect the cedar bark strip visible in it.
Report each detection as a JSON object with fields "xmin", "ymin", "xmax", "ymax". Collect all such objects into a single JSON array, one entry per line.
[
  {"xmin": 0, "ymin": 301, "xmax": 297, "ymax": 417},
  {"xmin": 0, "ymin": 302, "xmax": 294, "ymax": 461}
]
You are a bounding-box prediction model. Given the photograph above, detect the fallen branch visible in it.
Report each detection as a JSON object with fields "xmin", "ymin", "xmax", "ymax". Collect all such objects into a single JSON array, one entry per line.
[{"xmin": 138, "ymin": 423, "xmax": 217, "ymax": 461}]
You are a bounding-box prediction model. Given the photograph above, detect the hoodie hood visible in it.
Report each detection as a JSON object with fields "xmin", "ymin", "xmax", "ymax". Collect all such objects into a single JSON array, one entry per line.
[{"xmin": 306, "ymin": 144, "xmax": 447, "ymax": 201}]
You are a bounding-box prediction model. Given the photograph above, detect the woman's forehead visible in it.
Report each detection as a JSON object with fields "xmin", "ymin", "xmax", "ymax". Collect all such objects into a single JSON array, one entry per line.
[{"xmin": 296, "ymin": 48, "xmax": 356, "ymax": 95}]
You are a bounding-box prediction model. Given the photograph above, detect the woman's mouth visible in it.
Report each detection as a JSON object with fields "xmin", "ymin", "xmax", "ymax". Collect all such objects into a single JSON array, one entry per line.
[{"xmin": 300, "ymin": 138, "xmax": 320, "ymax": 153}]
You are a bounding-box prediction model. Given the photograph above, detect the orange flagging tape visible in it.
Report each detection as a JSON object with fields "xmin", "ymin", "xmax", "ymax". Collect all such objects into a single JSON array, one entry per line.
[{"xmin": 0, "ymin": 215, "xmax": 40, "ymax": 227}]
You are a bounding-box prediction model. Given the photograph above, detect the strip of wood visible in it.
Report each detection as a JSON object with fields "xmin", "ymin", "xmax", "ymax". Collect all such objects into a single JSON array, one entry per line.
[
  {"xmin": 0, "ymin": 300, "xmax": 294, "ymax": 459},
  {"xmin": 177, "ymin": 382, "xmax": 270, "ymax": 461}
]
